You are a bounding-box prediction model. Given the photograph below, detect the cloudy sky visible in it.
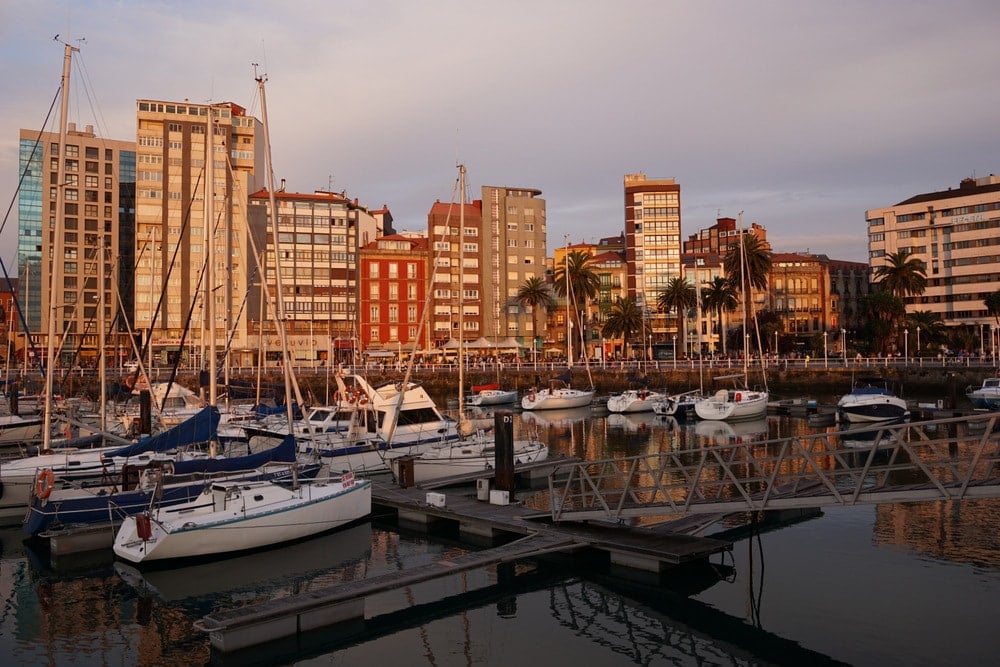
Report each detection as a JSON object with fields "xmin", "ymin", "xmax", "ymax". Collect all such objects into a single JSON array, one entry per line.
[{"xmin": 2, "ymin": 0, "xmax": 999, "ymax": 269}]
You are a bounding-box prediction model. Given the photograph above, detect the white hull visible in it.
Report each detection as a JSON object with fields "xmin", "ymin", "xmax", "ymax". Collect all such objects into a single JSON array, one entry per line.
[
  {"xmin": 694, "ymin": 389, "xmax": 769, "ymax": 422},
  {"xmin": 0, "ymin": 415, "xmax": 45, "ymax": 445},
  {"xmin": 522, "ymin": 388, "xmax": 594, "ymax": 411},
  {"xmin": 390, "ymin": 439, "xmax": 548, "ymax": 485},
  {"xmin": 606, "ymin": 390, "xmax": 665, "ymax": 414},
  {"xmin": 466, "ymin": 389, "xmax": 518, "ymax": 406},
  {"xmin": 113, "ymin": 476, "xmax": 371, "ymax": 563}
]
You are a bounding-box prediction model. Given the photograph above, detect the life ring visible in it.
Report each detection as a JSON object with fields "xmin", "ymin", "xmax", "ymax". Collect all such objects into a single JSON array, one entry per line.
[
  {"xmin": 359, "ymin": 396, "xmax": 368, "ymax": 405},
  {"xmin": 735, "ymin": 392, "xmax": 742, "ymax": 402},
  {"xmin": 35, "ymin": 469, "xmax": 55, "ymax": 500},
  {"xmin": 527, "ymin": 392, "xmax": 536, "ymax": 402}
]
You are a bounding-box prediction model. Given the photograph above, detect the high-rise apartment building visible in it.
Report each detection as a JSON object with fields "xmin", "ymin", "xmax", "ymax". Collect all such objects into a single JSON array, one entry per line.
[
  {"xmin": 247, "ymin": 188, "xmax": 382, "ymax": 367},
  {"xmin": 867, "ymin": 175, "xmax": 1000, "ymax": 330},
  {"xmin": 624, "ymin": 173, "xmax": 682, "ymax": 338},
  {"xmin": 17, "ymin": 124, "xmax": 135, "ymax": 366},
  {"xmin": 134, "ymin": 99, "xmax": 263, "ymax": 367},
  {"xmin": 427, "ymin": 180, "xmax": 547, "ymax": 349},
  {"xmin": 481, "ymin": 185, "xmax": 547, "ymax": 344}
]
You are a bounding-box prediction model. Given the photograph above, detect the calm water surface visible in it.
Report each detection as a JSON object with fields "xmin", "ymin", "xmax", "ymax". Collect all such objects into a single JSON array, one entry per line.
[{"xmin": 1, "ymin": 403, "xmax": 999, "ymax": 666}]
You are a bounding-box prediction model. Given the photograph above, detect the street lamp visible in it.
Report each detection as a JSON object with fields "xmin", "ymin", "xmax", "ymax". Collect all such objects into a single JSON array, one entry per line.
[
  {"xmin": 672, "ymin": 334, "xmax": 677, "ymax": 368},
  {"xmin": 904, "ymin": 328, "xmax": 909, "ymax": 365},
  {"xmin": 842, "ymin": 328, "xmax": 847, "ymax": 365},
  {"xmin": 823, "ymin": 330, "xmax": 828, "ymax": 369},
  {"xmin": 916, "ymin": 326, "xmax": 921, "ymax": 366}
]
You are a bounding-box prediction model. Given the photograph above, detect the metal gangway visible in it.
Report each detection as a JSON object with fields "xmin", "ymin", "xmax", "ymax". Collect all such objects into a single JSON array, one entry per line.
[{"xmin": 547, "ymin": 411, "xmax": 1000, "ymax": 523}]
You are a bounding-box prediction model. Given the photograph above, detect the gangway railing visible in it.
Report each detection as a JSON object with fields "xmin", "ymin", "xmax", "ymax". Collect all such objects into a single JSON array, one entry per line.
[{"xmin": 547, "ymin": 412, "xmax": 1000, "ymax": 522}]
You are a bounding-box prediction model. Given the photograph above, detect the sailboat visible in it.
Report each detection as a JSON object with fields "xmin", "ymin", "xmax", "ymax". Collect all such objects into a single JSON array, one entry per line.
[
  {"xmin": 466, "ymin": 382, "xmax": 517, "ymax": 407},
  {"xmin": 694, "ymin": 212, "xmax": 768, "ymax": 422},
  {"xmin": 522, "ymin": 240, "xmax": 595, "ymax": 411}
]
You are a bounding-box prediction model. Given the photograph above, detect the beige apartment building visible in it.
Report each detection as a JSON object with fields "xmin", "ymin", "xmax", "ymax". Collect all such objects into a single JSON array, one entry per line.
[
  {"xmin": 134, "ymin": 99, "xmax": 263, "ymax": 368},
  {"xmin": 867, "ymin": 175, "xmax": 1000, "ymax": 332},
  {"xmin": 427, "ymin": 181, "xmax": 546, "ymax": 349}
]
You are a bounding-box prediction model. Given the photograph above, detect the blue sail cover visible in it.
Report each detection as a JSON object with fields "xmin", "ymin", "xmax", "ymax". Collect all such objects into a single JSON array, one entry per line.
[
  {"xmin": 102, "ymin": 407, "xmax": 220, "ymax": 459},
  {"xmin": 170, "ymin": 434, "xmax": 296, "ymax": 474}
]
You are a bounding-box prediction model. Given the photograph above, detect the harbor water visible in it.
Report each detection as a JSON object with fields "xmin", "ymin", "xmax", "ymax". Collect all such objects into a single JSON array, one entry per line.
[{"xmin": 1, "ymin": 404, "xmax": 999, "ymax": 666}]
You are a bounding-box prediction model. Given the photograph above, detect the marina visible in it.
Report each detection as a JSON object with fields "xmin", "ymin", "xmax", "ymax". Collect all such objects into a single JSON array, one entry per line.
[{"xmin": 1, "ymin": 403, "xmax": 999, "ymax": 664}]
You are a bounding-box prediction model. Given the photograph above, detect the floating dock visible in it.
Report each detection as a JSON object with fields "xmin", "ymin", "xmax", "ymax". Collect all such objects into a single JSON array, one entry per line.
[{"xmin": 194, "ymin": 476, "xmax": 731, "ymax": 653}]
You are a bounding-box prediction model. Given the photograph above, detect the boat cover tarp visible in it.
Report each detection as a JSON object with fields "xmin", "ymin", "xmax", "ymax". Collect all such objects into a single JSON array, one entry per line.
[
  {"xmin": 472, "ymin": 383, "xmax": 500, "ymax": 393},
  {"xmin": 170, "ymin": 434, "xmax": 296, "ymax": 475},
  {"xmin": 102, "ymin": 407, "xmax": 220, "ymax": 459}
]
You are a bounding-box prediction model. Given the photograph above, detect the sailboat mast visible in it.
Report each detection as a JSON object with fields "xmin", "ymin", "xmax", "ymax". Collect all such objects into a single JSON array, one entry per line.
[
  {"xmin": 256, "ymin": 69, "xmax": 301, "ymax": 425},
  {"xmin": 41, "ymin": 42, "xmax": 78, "ymax": 453},
  {"xmin": 564, "ymin": 236, "xmax": 571, "ymax": 366},
  {"xmin": 458, "ymin": 164, "xmax": 465, "ymax": 418},
  {"xmin": 98, "ymin": 244, "xmax": 107, "ymax": 432},
  {"xmin": 205, "ymin": 107, "xmax": 217, "ymax": 407}
]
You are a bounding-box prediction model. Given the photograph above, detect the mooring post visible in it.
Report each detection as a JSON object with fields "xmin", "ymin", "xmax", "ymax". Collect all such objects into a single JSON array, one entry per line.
[
  {"xmin": 9, "ymin": 388, "xmax": 17, "ymax": 416},
  {"xmin": 139, "ymin": 389, "xmax": 152, "ymax": 436},
  {"xmin": 494, "ymin": 409, "xmax": 515, "ymax": 496}
]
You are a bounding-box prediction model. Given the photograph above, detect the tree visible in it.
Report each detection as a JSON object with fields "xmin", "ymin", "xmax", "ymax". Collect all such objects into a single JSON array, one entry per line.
[
  {"xmin": 515, "ymin": 276, "xmax": 556, "ymax": 358},
  {"xmin": 601, "ymin": 295, "xmax": 643, "ymax": 359},
  {"xmin": 860, "ymin": 291, "xmax": 906, "ymax": 355},
  {"xmin": 701, "ymin": 276, "xmax": 739, "ymax": 356},
  {"xmin": 905, "ymin": 310, "xmax": 945, "ymax": 356},
  {"xmin": 984, "ymin": 290, "xmax": 1000, "ymax": 327},
  {"xmin": 874, "ymin": 249, "xmax": 927, "ymax": 299},
  {"xmin": 553, "ymin": 250, "xmax": 600, "ymax": 360},
  {"xmin": 723, "ymin": 233, "xmax": 772, "ymax": 332},
  {"xmin": 656, "ymin": 277, "xmax": 696, "ymax": 357}
]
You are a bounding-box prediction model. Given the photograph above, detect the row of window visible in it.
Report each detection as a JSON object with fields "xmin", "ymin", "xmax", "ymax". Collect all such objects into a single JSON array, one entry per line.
[{"xmin": 369, "ymin": 263, "xmax": 420, "ymax": 279}]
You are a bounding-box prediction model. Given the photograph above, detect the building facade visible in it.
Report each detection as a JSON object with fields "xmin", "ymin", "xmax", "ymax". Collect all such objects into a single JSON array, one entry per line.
[
  {"xmin": 17, "ymin": 124, "xmax": 135, "ymax": 367},
  {"xmin": 867, "ymin": 175, "xmax": 1000, "ymax": 332},
  {"xmin": 247, "ymin": 188, "xmax": 382, "ymax": 367},
  {"xmin": 624, "ymin": 173, "xmax": 682, "ymax": 338},
  {"xmin": 481, "ymin": 185, "xmax": 547, "ymax": 345},
  {"xmin": 359, "ymin": 234, "xmax": 430, "ymax": 358},
  {"xmin": 427, "ymin": 197, "xmax": 485, "ymax": 347},
  {"xmin": 134, "ymin": 99, "xmax": 264, "ymax": 368}
]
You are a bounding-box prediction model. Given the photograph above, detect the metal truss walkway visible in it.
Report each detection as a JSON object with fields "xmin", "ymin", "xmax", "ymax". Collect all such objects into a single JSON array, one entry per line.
[{"xmin": 547, "ymin": 411, "xmax": 1000, "ymax": 523}]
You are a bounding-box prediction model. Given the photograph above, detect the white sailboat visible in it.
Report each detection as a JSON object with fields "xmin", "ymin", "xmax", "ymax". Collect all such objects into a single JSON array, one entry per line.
[
  {"xmin": 606, "ymin": 388, "xmax": 665, "ymax": 414},
  {"xmin": 522, "ymin": 239, "xmax": 594, "ymax": 411},
  {"xmin": 694, "ymin": 212, "xmax": 768, "ymax": 422},
  {"xmin": 112, "ymin": 470, "xmax": 370, "ymax": 564}
]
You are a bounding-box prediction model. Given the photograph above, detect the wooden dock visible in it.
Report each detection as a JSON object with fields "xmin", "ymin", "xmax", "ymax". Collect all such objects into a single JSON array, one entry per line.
[{"xmin": 194, "ymin": 476, "xmax": 731, "ymax": 653}]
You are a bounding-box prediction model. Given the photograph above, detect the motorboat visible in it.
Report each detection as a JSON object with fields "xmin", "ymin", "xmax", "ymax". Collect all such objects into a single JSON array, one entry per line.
[
  {"xmin": 966, "ymin": 377, "xmax": 1000, "ymax": 410},
  {"xmin": 388, "ymin": 437, "xmax": 548, "ymax": 486},
  {"xmin": 113, "ymin": 471, "xmax": 371, "ymax": 564},
  {"xmin": 606, "ymin": 389, "xmax": 665, "ymax": 414},
  {"xmin": 837, "ymin": 377, "xmax": 909, "ymax": 423},
  {"xmin": 694, "ymin": 387, "xmax": 769, "ymax": 422}
]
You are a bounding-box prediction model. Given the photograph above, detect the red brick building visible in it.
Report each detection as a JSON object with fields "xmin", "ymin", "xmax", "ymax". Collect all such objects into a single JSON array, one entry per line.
[{"xmin": 359, "ymin": 234, "xmax": 431, "ymax": 356}]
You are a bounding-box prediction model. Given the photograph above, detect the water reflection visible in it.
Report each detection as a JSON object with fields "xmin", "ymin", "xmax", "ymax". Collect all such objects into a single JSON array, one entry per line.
[{"xmin": 1, "ymin": 407, "xmax": 998, "ymax": 665}]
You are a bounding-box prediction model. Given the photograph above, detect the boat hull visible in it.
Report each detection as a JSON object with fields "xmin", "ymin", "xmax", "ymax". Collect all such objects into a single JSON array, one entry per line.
[
  {"xmin": 391, "ymin": 440, "xmax": 548, "ymax": 485},
  {"xmin": 606, "ymin": 391, "xmax": 664, "ymax": 414},
  {"xmin": 113, "ymin": 478, "xmax": 371, "ymax": 563},
  {"xmin": 837, "ymin": 398, "xmax": 909, "ymax": 423},
  {"xmin": 521, "ymin": 389, "xmax": 594, "ymax": 411},
  {"xmin": 694, "ymin": 390, "xmax": 768, "ymax": 422}
]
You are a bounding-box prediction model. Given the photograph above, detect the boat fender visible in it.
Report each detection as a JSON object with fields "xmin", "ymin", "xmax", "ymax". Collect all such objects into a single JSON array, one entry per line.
[
  {"xmin": 136, "ymin": 513, "xmax": 153, "ymax": 541},
  {"xmin": 359, "ymin": 396, "xmax": 368, "ymax": 405},
  {"xmin": 735, "ymin": 392, "xmax": 742, "ymax": 402},
  {"xmin": 333, "ymin": 391, "xmax": 341, "ymax": 403},
  {"xmin": 527, "ymin": 391, "xmax": 536, "ymax": 402},
  {"xmin": 34, "ymin": 469, "xmax": 55, "ymax": 500}
]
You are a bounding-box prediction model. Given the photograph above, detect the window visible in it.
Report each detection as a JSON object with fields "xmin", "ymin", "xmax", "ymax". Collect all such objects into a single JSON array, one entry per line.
[
  {"xmin": 388, "ymin": 305, "xmax": 398, "ymax": 322},
  {"xmin": 407, "ymin": 263, "xmax": 417, "ymax": 278},
  {"xmin": 370, "ymin": 284, "xmax": 379, "ymax": 299},
  {"xmin": 369, "ymin": 305, "xmax": 379, "ymax": 322},
  {"xmin": 388, "ymin": 262, "xmax": 398, "ymax": 278},
  {"xmin": 369, "ymin": 263, "xmax": 379, "ymax": 278}
]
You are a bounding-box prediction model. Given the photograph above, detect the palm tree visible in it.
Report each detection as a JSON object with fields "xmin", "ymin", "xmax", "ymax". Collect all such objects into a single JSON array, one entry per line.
[
  {"xmin": 515, "ymin": 276, "xmax": 556, "ymax": 361},
  {"xmin": 905, "ymin": 310, "xmax": 945, "ymax": 357},
  {"xmin": 723, "ymin": 233, "xmax": 772, "ymax": 333},
  {"xmin": 860, "ymin": 291, "xmax": 906, "ymax": 355},
  {"xmin": 874, "ymin": 249, "xmax": 927, "ymax": 299},
  {"xmin": 656, "ymin": 277, "xmax": 696, "ymax": 357},
  {"xmin": 701, "ymin": 276, "xmax": 739, "ymax": 356},
  {"xmin": 554, "ymin": 250, "xmax": 600, "ymax": 360},
  {"xmin": 601, "ymin": 295, "xmax": 643, "ymax": 359},
  {"xmin": 984, "ymin": 290, "xmax": 1000, "ymax": 327}
]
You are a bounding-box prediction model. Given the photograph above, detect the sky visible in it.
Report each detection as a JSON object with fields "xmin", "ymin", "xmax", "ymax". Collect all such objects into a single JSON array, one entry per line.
[{"xmin": 1, "ymin": 0, "xmax": 999, "ymax": 270}]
